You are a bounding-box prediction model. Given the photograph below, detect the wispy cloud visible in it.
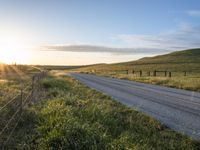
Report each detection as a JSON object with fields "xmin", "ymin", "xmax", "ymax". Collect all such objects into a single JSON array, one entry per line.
[
  {"xmin": 187, "ymin": 10, "xmax": 200, "ymax": 17},
  {"xmin": 43, "ymin": 45, "xmax": 167, "ymax": 55}
]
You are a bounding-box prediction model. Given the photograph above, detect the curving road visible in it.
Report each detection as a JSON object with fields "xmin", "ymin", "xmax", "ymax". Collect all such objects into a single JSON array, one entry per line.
[{"xmin": 71, "ymin": 73, "xmax": 200, "ymax": 140}]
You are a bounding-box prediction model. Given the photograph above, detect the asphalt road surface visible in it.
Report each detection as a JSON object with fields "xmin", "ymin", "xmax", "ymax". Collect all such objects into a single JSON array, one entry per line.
[{"xmin": 71, "ymin": 73, "xmax": 200, "ymax": 140}]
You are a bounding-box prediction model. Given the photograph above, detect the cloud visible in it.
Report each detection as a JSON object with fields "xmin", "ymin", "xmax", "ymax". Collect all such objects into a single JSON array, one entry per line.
[
  {"xmin": 43, "ymin": 45, "xmax": 167, "ymax": 55},
  {"xmin": 115, "ymin": 24, "xmax": 200, "ymax": 50},
  {"xmin": 187, "ymin": 10, "xmax": 200, "ymax": 17}
]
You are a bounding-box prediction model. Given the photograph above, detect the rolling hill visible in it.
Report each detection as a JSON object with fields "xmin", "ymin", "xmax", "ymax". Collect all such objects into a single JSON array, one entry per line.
[{"xmin": 124, "ymin": 48, "xmax": 200, "ymax": 64}]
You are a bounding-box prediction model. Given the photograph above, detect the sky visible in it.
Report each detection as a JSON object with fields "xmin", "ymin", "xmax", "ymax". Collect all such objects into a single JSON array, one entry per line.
[{"xmin": 0, "ymin": 0, "xmax": 200, "ymax": 65}]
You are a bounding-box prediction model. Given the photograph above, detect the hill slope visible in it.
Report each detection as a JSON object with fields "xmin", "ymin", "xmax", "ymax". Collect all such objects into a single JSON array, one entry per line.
[{"xmin": 124, "ymin": 48, "xmax": 200, "ymax": 65}]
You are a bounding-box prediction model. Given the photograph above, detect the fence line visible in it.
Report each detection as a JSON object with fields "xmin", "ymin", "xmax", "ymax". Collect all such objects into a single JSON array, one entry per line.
[
  {"xmin": 129, "ymin": 70, "xmax": 181, "ymax": 77},
  {"xmin": 0, "ymin": 71, "xmax": 47, "ymax": 148},
  {"xmin": 86, "ymin": 69, "xmax": 200, "ymax": 78},
  {"xmin": 101, "ymin": 70, "xmax": 196, "ymax": 77}
]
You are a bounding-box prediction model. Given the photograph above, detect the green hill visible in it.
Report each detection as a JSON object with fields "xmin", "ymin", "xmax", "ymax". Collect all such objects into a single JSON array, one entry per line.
[{"xmin": 124, "ymin": 48, "xmax": 200, "ymax": 65}]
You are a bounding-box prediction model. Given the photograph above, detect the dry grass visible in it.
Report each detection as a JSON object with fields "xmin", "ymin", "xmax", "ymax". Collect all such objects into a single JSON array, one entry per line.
[{"xmin": 109, "ymin": 74, "xmax": 200, "ymax": 92}]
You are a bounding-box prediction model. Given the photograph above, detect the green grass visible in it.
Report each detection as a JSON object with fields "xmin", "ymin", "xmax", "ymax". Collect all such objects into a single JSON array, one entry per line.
[{"xmin": 9, "ymin": 75, "xmax": 200, "ymax": 149}]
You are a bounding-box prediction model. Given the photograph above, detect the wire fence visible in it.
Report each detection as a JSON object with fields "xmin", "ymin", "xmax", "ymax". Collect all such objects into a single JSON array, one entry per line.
[
  {"xmin": 0, "ymin": 71, "xmax": 47, "ymax": 148},
  {"xmin": 87, "ymin": 70, "xmax": 200, "ymax": 78}
]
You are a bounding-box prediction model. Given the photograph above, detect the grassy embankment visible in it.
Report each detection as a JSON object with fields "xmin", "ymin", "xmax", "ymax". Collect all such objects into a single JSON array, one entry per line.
[
  {"xmin": 7, "ymin": 74, "xmax": 200, "ymax": 149},
  {"xmin": 74, "ymin": 49, "xmax": 200, "ymax": 92}
]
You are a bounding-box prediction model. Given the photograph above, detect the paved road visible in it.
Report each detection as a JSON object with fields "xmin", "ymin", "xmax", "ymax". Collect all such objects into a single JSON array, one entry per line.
[{"xmin": 71, "ymin": 73, "xmax": 200, "ymax": 140}]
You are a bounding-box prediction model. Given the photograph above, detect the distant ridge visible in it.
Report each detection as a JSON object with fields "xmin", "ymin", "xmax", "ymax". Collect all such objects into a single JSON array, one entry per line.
[{"xmin": 118, "ymin": 48, "xmax": 200, "ymax": 65}]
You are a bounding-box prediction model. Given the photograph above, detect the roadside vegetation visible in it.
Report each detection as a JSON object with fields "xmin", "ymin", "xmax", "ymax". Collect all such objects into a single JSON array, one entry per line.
[
  {"xmin": 110, "ymin": 75, "xmax": 200, "ymax": 92},
  {"xmin": 6, "ymin": 74, "xmax": 199, "ymax": 149},
  {"xmin": 89, "ymin": 70, "xmax": 200, "ymax": 92}
]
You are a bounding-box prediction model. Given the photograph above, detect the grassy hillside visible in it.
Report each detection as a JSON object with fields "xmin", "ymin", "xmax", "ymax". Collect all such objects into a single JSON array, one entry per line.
[{"xmin": 125, "ymin": 48, "xmax": 200, "ymax": 65}]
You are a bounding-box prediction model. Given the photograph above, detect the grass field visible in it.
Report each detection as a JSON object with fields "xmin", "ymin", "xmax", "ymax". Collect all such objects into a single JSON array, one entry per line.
[{"xmin": 2, "ymin": 73, "xmax": 198, "ymax": 149}]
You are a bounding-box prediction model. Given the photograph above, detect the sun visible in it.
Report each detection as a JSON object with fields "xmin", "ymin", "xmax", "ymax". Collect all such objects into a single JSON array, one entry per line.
[
  {"xmin": 0, "ymin": 49, "xmax": 28, "ymax": 64},
  {"xmin": 0, "ymin": 30, "xmax": 30, "ymax": 64}
]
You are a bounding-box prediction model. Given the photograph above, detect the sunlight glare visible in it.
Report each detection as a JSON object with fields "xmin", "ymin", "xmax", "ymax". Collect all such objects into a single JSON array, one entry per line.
[{"xmin": 0, "ymin": 29, "xmax": 31, "ymax": 64}]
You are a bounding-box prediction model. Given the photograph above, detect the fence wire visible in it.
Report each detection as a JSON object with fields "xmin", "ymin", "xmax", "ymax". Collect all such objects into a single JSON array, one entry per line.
[{"xmin": 0, "ymin": 71, "xmax": 47, "ymax": 147}]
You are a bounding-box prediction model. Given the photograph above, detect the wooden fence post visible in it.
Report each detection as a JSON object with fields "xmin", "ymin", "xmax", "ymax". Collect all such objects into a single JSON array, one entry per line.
[
  {"xmin": 153, "ymin": 70, "xmax": 156, "ymax": 76},
  {"xmin": 147, "ymin": 71, "xmax": 150, "ymax": 76},
  {"xmin": 169, "ymin": 72, "xmax": 171, "ymax": 77},
  {"xmin": 184, "ymin": 71, "xmax": 187, "ymax": 76},
  {"xmin": 164, "ymin": 71, "xmax": 167, "ymax": 77},
  {"xmin": 139, "ymin": 70, "xmax": 142, "ymax": 77}
]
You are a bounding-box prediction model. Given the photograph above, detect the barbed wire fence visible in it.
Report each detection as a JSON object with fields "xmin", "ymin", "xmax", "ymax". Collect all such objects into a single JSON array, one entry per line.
[{"xmin": 0, "ymin": 71, "xmax": 47, "ymax": 148}]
